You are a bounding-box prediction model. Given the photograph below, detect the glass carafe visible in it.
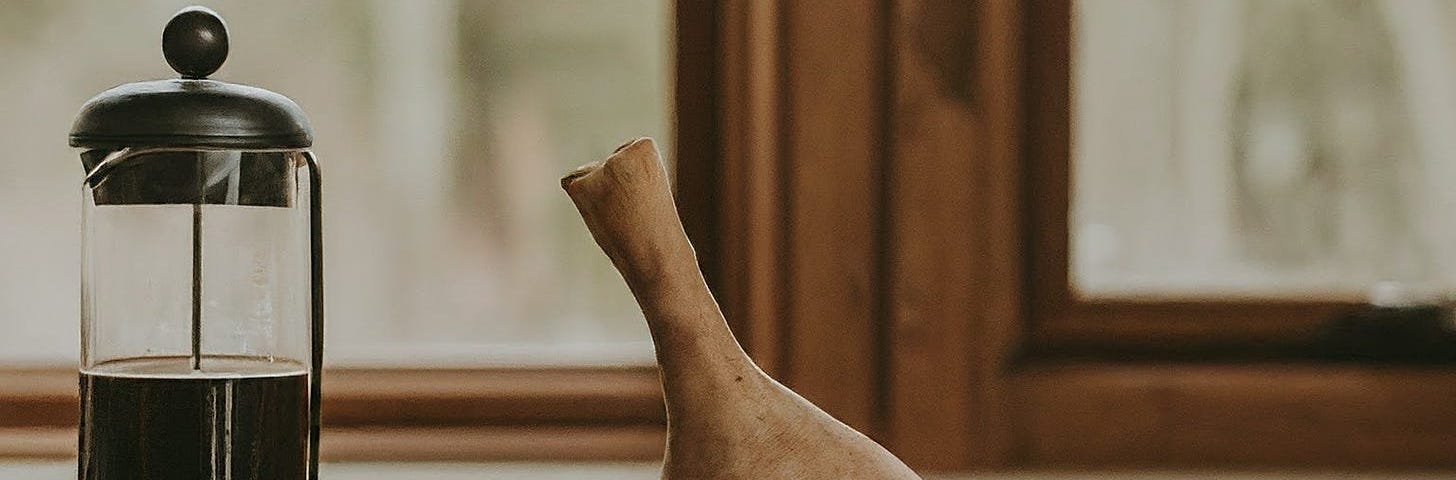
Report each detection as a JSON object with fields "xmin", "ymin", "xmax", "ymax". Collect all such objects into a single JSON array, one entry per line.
[{"xmin": 69, "ymin": 7, "xmax": 323, "ymax": 480}]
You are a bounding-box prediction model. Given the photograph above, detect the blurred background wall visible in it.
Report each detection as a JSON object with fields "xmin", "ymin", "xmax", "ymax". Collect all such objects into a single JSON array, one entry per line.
[{"xmin": 0, "ymin": 0, "xmax": 671, "ymax": 367}]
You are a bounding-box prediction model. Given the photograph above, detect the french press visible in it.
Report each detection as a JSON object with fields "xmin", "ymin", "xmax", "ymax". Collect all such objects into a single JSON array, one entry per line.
[{"xmin": 70, "ymin": 6, "xmax": 323, "ymax": 480}]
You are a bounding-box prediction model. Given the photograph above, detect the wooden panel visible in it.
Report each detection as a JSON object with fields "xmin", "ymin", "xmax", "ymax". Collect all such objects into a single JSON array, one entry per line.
[
  {"xmin": 780, "ymin": 0, "xmax": 889, "ymax": 435},
  {"xmin": 883, "ymin": 0, "xmax": 979, "ymax": 469},
  {"xmin": 674, "ymin": 0, "xmax": 722, "ymax": 293},
  {"xmin": 1023, "ymin": 0, "xmax": 1072, "ymax": 345},
  {"xmin": 1016, "ymin": 364, "xmax": 1456, "ymax": 468},
  {"xmin": 885, "ymin": 0, "xmax": 1030, "ymax": 469},
  {"xmin": 715, "ymin": 0, "xmax": 789, "ymax": 376},
  {"xmin": 966, "ymin": 0, "xmax": 1026, "ymax": 467}
]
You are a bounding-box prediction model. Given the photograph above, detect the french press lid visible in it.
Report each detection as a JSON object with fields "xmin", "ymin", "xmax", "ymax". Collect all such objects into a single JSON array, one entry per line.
[{"xmin": 69, "ymin": 6, "xmax": 313, "ymax": 150}]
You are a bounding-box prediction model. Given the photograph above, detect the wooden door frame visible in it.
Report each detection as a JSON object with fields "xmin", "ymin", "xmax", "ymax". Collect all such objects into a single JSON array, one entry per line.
[
  {"xmin": 703, "ymin": 0, "xmax": 1456, "ymax": 472},
  {"xmin": 707, "ymin": 0, "xmax": 1005, "ymax": 468}
]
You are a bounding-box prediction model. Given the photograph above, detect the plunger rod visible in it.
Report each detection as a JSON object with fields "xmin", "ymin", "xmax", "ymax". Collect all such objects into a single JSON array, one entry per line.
[{"xmin": 191, "ymin": 159, "xmax": 203, "ymax": 371}]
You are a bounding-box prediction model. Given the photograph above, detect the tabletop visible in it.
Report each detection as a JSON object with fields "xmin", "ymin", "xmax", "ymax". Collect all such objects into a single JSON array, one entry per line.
[{"xmin": 4, "ymin": 462, "xmax": 1452, "ymax": 479}]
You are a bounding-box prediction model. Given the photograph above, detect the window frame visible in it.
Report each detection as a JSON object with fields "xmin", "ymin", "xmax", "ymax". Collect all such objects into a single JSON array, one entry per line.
[
  {"xmin": 1024, "ymin": 0, "xmax": 1362, "ymax": 355},
  {"xmin": 1011, "ymin": 3, "xmax": 1456, "ymax": 468},
  {"xmin": 710, "ymin": 0, "xmax": 1456, "ymax": 471}
]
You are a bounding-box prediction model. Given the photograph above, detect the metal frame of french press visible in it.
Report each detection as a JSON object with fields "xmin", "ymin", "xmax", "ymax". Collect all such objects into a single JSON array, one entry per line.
[{"xmin": 70, "ymin": 6, "xmax": 326, "ymax": 479}]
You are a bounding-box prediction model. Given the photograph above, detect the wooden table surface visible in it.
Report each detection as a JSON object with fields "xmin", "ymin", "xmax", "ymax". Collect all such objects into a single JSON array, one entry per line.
[{"xmin": 4, "ymin": 462, "xmax": 1451, "ymax": 479}]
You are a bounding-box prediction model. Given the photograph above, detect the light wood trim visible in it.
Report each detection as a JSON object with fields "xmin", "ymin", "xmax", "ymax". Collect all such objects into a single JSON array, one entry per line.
[
  {"xmin": 0, "ymin": 367, "xmax": 664, "ymax": 460},
  {"xmin": 1015, "ymin": 363, "xmax": 1456, "ymax": 468},
  {"xmin": 0, "ymin": 367, "xmax": 665, "ymax": 460},
  {"xmin": 0, "ymin": 367, "xmax": 663, "ymax": 429},
  {"xmin": 325, "ymin": 367, "xmax": 664, "ymax": 426},
  {"xmin": 0, "ymin": 425, "xmax": 664, "ymax": 462},
  {"xmin": 0, "ymin": 369, "xmax": 74, "ymax": 428},
  {"xmin": 0, "ymin": 428, "xmax": 72, "ymax": 459},
  {"xmin": 321, "ymin": 425, "xmax": 664, "ymax": 462}
]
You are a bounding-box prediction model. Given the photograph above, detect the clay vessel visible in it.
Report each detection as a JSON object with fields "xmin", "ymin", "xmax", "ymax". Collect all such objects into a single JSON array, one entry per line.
[{"xmin": 562, "ymin": 138, "xmax": 923, "ymax": 480}]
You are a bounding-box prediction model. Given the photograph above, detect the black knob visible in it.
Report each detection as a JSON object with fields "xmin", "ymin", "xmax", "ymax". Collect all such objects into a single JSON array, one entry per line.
[{"xmin": 162, "ymin": 6, "xmax": 229, "ymax": 79}]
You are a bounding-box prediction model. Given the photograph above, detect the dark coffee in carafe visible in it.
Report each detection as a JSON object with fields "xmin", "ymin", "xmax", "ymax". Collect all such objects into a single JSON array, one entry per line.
[{"xmin": 79, "ymin": 356, "xmax": 308, "ymax": 480}]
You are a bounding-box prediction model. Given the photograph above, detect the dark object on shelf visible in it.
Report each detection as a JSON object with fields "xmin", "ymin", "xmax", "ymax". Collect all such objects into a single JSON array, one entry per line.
[{"xmin": 1318, "ymin": 304, "xmax": 1456, "ymax": 364}]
